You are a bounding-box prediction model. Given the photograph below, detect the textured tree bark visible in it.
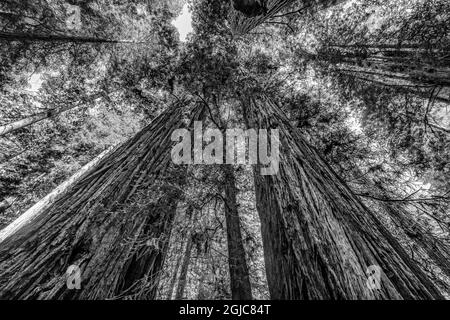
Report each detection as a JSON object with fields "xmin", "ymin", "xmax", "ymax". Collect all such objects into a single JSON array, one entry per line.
[
  {"xmin": 196, "ymin": 272, "xmax": 208, "ymax": 299},
  {"xmin": 0, "ymin": 93, "xmax": 103, "ymax": 137},
  {"xmin": 175, "ymin": 233, "xmax": 194, "ymax": 300},
  {"xmin": 0, "ymin": 103, "xmax": 189, "ymax": 299},
  {"xmin": 165, "ymin": 242, "xmax": 184, "ymax": 300},
  {"xmin": 242, "ymin": 94, "xmax": 443, "ymax": 300},
  {"xmin": 166, "ymin": 206, "xmax": 197, "ymax": 300},
  {"xmin": 357, "ymin": 179, "xmax": 450, "ymax": 280},
  {"xmin": 0, "ymin": 108, "xmax": 67, "ymax": 137},
  {"xmin": 222, "ymin": 165, "xmax": 253, "ymax": 300}
]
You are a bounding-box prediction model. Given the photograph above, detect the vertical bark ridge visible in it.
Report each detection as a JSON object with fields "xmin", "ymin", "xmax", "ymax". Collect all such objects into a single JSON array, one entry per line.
[
  {"xmin": 242, "ymin": 93, "xmax": 443, "ymax": 300},
  {"xmin": 0, "ymin": 102, "xmax": 191, "ymax": 299}
]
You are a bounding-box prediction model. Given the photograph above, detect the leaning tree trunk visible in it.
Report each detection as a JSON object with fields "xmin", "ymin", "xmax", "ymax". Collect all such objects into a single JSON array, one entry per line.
[
  {"xmin": 0, "ymin": 93, "xmax": 102, "ymax": 137},
  {"xmin": 0, "ymin": 145, "xmax": 116, "ymax": 243},
  {"xmin": 357, "ymin": 178, "xmax": 450, "ymax": 280},
  {"xmin": 242, "ymin": 93, "xmax": 443, "ymax": 300},
  {"xmin": 0, "ymin": 108, "xmax": 69, "ymax": 136},
  {"xmin": 196, "ymin": 272, "xmax": 208, "ymax": 299},
  {"xmin": 0, "ymin": 102, "xmax": 193, "ymax": 299},
  {"xmin": 222, "ymin": 165, "xmax": 253, "ymax": 300}
]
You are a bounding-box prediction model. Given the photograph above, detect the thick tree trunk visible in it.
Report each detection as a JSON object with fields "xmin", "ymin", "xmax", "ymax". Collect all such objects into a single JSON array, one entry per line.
[
  {"xmin": 222, "ymin": 165, "xmax": 253, "ymax": 300},
  {"xmin": 175, "ymin": 233, "xmax": 194, "ymax": 300},
  {"xmin": 0, "ymin": 103, "xmax": 188, "ymax": 299},
  {"xmin": 242, "ymin": 94, "xmax": 443, "ymax": 299}
]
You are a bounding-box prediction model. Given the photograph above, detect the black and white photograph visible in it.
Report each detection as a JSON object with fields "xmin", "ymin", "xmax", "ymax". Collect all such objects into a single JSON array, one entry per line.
[{"xmin": 0, "ymin": 0, "xmax": 449, "ymax": 309}]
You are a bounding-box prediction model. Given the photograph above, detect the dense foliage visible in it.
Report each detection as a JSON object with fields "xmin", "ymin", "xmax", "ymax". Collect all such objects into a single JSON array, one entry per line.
[{"xmin": 0, "ymin": 0, "xmax": 449, "ymax": 299}]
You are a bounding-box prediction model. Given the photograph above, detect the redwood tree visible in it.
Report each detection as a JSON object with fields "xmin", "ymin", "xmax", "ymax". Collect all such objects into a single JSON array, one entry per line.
[
  {"xmin": 242, "ymin": 93, "xmax": 443, "ymax": 300},
  {"xmin": 0, "ymin": 102, "xmax": 192, "ymax": 299}
]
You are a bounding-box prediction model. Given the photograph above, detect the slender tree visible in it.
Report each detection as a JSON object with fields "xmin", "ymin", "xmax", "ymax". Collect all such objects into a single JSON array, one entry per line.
[
  {"xmin": 0, "ymin": 93, "xmax": 103, "ymax": 137},
  {"xmin": 165, "ymin": 241, "xmax": 184, "ymax": 299},
  {"xmin": 0, "ymin": 145, "xmax": 116, "ymax": 243}
]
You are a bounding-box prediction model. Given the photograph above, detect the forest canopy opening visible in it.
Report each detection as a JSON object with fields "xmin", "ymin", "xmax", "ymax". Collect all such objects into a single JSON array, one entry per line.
[{"xmin": 171, "ymin": 3, "xmax": 193, "ymax": 42}]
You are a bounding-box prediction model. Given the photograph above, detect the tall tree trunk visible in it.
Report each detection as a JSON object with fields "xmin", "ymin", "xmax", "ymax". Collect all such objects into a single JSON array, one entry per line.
[
  {"xmin": 0, "ymin": 93, "xmax": 103, "ymax": 137},
  {"xmin": 0, "ymin": 102, "xmax": 190, "ymax": 299},
  {"xmin": 0, "ymin": 145, "xmax": 116, "ymax": 243},
  {"xmin": 196, "ymin": 271, "xmax": 208, "ymax": 299},
  {"xmin": 319, "ymin": 45, "xmax": 450, "ymax": 93},
  {"xmin": 356, "ymin": 178, "xmax": 450, "ymax": 280},
  {"xmin": 165, "ymin": 242, "xmax": 184, "ymax": 300},
  {"xmin": 0, "ymin": 109, "xmax": 67, "ymax": 137},
  {"xmin": 242, "ymin": 94, "xmax": 443, "ymax": 299},
  {"xmin": 0, "ymin": 31, "xmax": 138, "ymax": 44},
  {"xmin": 349, "ymin": 75, "xmax": 450, "ymax": 104},
  {"xmin": 165, "ymin": 206, "xmax": 197, "ymax": 300},
  {"xmin": 175, "ymin": 233, "xmax": 194, "ymax": 300},
  {"xmin": 338, "ymin": 64, "xmax": 450, "ymax": 88},
  {"xmin": 222, "ymin": 165, "xmax": 253, "ymax": 300}
]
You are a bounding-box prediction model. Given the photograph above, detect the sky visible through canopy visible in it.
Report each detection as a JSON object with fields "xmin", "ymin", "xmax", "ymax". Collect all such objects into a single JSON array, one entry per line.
[{"xmin": 171, "ymin": 3, "xmax": 193, "ymax": 42}]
